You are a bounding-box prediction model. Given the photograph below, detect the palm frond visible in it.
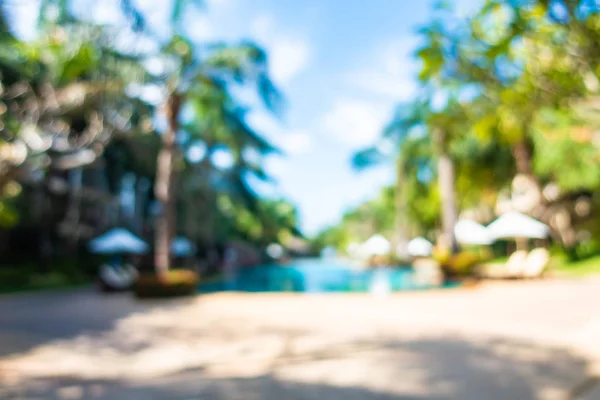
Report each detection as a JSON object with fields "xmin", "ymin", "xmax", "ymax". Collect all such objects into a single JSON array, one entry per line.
[
  {"xmin": 351, "ymin": 147, "xmax": 388, "ymax": 171},
  {"xmin": 203, "ymin": 41, "xmax": 284, "ymax": 114},
  {"xmin": 224, "ymin": 107, "xmax": 280, "ymax": 155}
]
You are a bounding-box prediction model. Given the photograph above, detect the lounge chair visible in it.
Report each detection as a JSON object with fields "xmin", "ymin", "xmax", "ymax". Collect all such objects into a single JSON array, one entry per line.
[
  {"xmin": 480, "ymin": 250, "xmax": 528, "ymax": 279},
  {"xmin": 521, "ymin": 248, "xmax": 550, "ymax": 279},
  {"xmin": 98, "ymin": 264, "xmax": 138, "ymax": 291}
]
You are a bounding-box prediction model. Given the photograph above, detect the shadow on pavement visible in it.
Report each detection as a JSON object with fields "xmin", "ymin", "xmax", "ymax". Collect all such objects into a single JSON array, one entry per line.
[
  {"xmin": 0, "ymin": 335, "xmax": 594, "ymax": 400},
  {"xmin": 0, "ymin": 288, "xmax": 193, "ymax": 357}
]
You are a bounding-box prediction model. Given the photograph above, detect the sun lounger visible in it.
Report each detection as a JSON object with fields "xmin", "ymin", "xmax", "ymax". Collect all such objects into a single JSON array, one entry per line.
[
  {"xmin": 521, "ymin": 248, "xmax": 550, "ymax": 278},
  {"xmin": 480, "ymin": 250, "xmax": 528, "ymax": 279},
  {"xmin": 98, "ymin": 264, "xmax": 138, "ymax": 291}
]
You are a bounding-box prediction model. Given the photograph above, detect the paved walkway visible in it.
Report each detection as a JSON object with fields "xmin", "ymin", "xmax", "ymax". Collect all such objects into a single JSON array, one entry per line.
[{"xmin": 1, "ymin": 279, "xmax": 600, "ymax": 399}]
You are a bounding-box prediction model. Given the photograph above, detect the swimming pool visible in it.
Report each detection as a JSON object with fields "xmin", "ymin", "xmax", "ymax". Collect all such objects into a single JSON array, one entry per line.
[{"xmin": 198, "ymin": 258, "xmax": 458, "ymax": 293}]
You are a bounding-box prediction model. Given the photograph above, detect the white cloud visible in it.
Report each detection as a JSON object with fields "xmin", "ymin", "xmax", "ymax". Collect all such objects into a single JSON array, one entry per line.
[
  {"xmin": 321, "ymin": 99, "xmax": 390, "ymax": 148},
  {"xmin": 182, "ymin": 11, "xmax": 215, "ymax": 42},
  {"xmin": 347, "ymin": 71, "xmax": 415, "ymax": 99},
  {"xmin": 246, "ymin": 111, "xmax": 280, "ymax": 138},
  {"xmin": 250, "ymin": 14, "xmax": 274, "ymax": 38},
  {"xmin": 277, "ymin": 130, "xmax": 312, "ymax": 155},
  {"xmin": 250, "ymin": 14, "xmax": 312, "ymax": 86},
  {"xmin": 206, "ymin": 0, "xmax": 231, "ymax": 6},
  {"xmin": 264, "ymin": 155, "xmax": 289, "ymax": 178},
  {"xmin": 345, "ymin": 39, "xmax": 419, "ymax": 101},
  {"xmin": 247, "ymin": 111, "xmax": 312, "ymax": 155},
  {"xmin": 270, "ymin": 38, "xmax": 311, "ymax": 85},
  {"xmin": 321, "ymin": 38, "xmax": 419, "ymax": 148}
]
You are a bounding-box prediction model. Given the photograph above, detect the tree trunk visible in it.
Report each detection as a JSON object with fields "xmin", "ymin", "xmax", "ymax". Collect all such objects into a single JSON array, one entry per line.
[
  {"xmin": 198, "ymin": 156, "xmax": 216, "ymax": 264},
  {"xmin": 395, "ymin": 156, "xmax": 409, "ymax": 258},
  {"xmin": 154, "ymin": 93, "xmax": 182, "ymax": 276},
  {"xmin": 511, "ymin": 140, "xmax": 535, "ymax": 177},
  {"xmin": 511, "ymin": 138, "xmax": 550, "ymax": 221},
  {"xmin": 434, "ymin": 130, "xmax": 458, "ymax": 252}
]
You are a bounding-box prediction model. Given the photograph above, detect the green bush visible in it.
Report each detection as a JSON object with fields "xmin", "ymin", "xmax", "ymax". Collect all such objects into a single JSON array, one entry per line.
[
  {"xmin": 434, "ymin": 250, "xmax": 486, "ymax": 277},
  {"xmin": 133, "ymin": 269, "xmax": 199, "ymax": 298},
  {"xmin": 28, "ymin": 272, "xmax": 71, "ymax": 289},
  {"xmin": 449, "ymin": 252, "xmax": 480, "ymax": 276},
  {"xmin": 0, "ymin": 263, "xmax": 88, "ymax": 293},
  {"xmin": 0, "ymin": 268, "xmax": 31, "ymax": 290},
  {"xmin": 573, "ymin": 239, "xmax": 600, "ymax": 261}
]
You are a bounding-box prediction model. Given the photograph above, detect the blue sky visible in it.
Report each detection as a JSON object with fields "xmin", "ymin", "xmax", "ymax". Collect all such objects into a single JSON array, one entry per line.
[{"xmin": 9, "ymin": 0, "xmax": 481, "ymax": 235}]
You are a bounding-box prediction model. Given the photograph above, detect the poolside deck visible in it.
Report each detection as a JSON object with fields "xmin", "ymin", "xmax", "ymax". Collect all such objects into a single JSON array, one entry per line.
[{"xmin": 1, "ymin": 278, "xmax": 600, "ymax": 399}]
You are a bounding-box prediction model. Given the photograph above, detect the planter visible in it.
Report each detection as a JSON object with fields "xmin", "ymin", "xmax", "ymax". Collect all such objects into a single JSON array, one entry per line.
[{"xmin": 133, "ymin": 270, "xmax": 199, "ymax": 298}]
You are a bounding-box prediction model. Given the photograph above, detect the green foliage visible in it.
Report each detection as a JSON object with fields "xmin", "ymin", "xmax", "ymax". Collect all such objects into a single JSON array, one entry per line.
[
  {"xmin": 311, "ymin": 225, "xmax": 352, "ymax": 253},
  {"xmin": 344, "ymin": 0, "xmax": 600, "ymax": 254},
  {"xmin": 0, "ymin": 0, "xmax": 298, "ymax": 271},
  {"xmin": 554, "ymin": 254, "xmax": 600, "ymax": 277},
  {"xmin": 0, "ymin": 200, "xmax": 19, "ymax": 228},
  {"xmin": 433, "ymin": 249, "xmax": 489, "ymax": 277},
  {"xmin": 0, "ymin": 261, "xmax": 90, "ymax": 294},
  {"xmin": 532, "ymin": 108, "xmax": 600, "ymax": 191}
]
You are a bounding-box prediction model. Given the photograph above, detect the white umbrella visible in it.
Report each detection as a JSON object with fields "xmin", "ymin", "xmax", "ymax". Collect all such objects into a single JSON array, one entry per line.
[
  {"xmin": 171, "ymin": 236, "xmax": 195, "ymax": 256},
  {"xmin": 454, "ymin": 220, "xmax": 492, "ymax": 245},
  {"xmin": 267, "ymin": 243, "xmax": 285, "ymax": 258},
  {"xmin": 362, "ymin": 234, "xmax": 391, "ymax": 256},
  {"xmin": 407, "ymin": 237, "xmax": 433, "ymax": 257},
  {"xmin": 89, "ymin": 228, "xmax": 148, "ymax": 254},
  {"xmin": 487, "ymin": 211, "xmax": 549, "ymax": 240}
]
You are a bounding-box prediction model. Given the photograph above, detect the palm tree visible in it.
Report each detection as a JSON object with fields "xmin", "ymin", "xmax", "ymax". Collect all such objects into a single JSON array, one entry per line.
[
  {"xmin": 176, "ymin": 85, "xmax": 283, "ymax": 253},
  {"xmin": 353, "ymin": 96, "xmax": 464, "ymax": 252},
  {"xmin": 1, "ymin": 12, "xmax": 152, "ymax": 198},
  {"xmin": 36, "ymin": 0, "xmax": 283, "ymax": 273},
  {"xmin": 149, "ymin": 34, "xmax": 282, "ymax": 275}
]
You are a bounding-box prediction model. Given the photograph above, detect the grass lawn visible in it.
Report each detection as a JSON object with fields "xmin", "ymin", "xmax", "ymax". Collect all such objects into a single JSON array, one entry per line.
[
  {"xmin": 0, "ymin": 282, "xmax": 91, "ymax": 296},
  {"xmin": 0, "ymin": 267, "xmax": 92, "ymax": 295},
  {"xmin": 554, "ymin": 254, "xmax": 600, "ymax": 277},
  {"xmin": 483, "ymin": 253, "xmax": 600, "ymax": 278}
]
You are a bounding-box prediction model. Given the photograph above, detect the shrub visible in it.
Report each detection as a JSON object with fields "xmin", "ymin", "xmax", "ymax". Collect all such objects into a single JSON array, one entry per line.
[
  {"xmin": 28, "ymin": 272, "xmax": 71, "ymax": 289},
  {"xmin": 0, "ymin": 263, "xmax": 87, "ymax": 293},
  {"xmin": 447, "ymin": 252, "xmax": 481, "ymax": 276},
  {"xmin": 434, "ymin": 250, "xmax": 484, "ymax": 277},
  {"xmin": 432, "ymin": 245, "xmax": 452, "ymax": 265},
  {"xmin": 133, "ymin": 269, "xmax": 199, "ymax": 298},
  {"xmin": 0, "ymin": 268, "xmax": 31, "ymax": 290},
  {"xmin": 573, "ymin": 239, "xmax": 600, "ymax": 261}
]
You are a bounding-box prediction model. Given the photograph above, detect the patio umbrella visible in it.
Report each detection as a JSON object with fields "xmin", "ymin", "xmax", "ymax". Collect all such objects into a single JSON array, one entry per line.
[
  {"xmin": 89, "ymin": 228, "xmax": 149, "ymax": 255},
  {"xmin": 407, "ymin": 237, "xmax": 433, "ymax": 257},
  {"xmin": 362, "ymin": 234, "xmax": 391, "ymax": 256},
  {"xmin": 267, "ymin": 243, "xmax": 285, "ymax": 258},
  {"xmin": 487, "ymin": 211, "xmax": 549, "ymax": 240},
  {"xmin": 454, "ymin": 220, "xmax": 492, "ymax": 245},
  {"xmin": 171, "ymin": 236, "xmax": 196, "ymax": 256}
]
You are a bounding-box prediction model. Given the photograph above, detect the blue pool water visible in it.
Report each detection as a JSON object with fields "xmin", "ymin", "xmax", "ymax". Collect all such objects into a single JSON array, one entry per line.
[{"xmin": 198, "ymin": 258, "xmax": 459, "ymax": 293}]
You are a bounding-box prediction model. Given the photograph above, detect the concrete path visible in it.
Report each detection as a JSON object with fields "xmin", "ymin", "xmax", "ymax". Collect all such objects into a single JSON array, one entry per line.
[{"xmin": 1, "ymin": 279, "xmax": 600, "ymax": 399}]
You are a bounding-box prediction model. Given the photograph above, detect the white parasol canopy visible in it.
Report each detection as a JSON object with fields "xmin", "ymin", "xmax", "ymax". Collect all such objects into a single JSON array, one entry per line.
[
  {"xmin": 487, "ymin": 211, "xmax": 549, "ymax": 240},
  {"xmin": 89, "ymin": 228, "xmax": 149, "ymax": 254},
  {"xmin": 171, "ymin": 236, "xmax": 196, "ymax": 256},
  {"xmin": 267, "ymin": 243, "xmax": 285, "ymax": 258},
  {"xmin": 362, "ymin": 234, "xmax": 391, "ymax": 256},
  {"xmin": 454, "ymin": 220, "xmax": 492, "ymax": 245},
  {"xmin": 407, "ymin": 237, "xmax": 433, "ymax": 257}
]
